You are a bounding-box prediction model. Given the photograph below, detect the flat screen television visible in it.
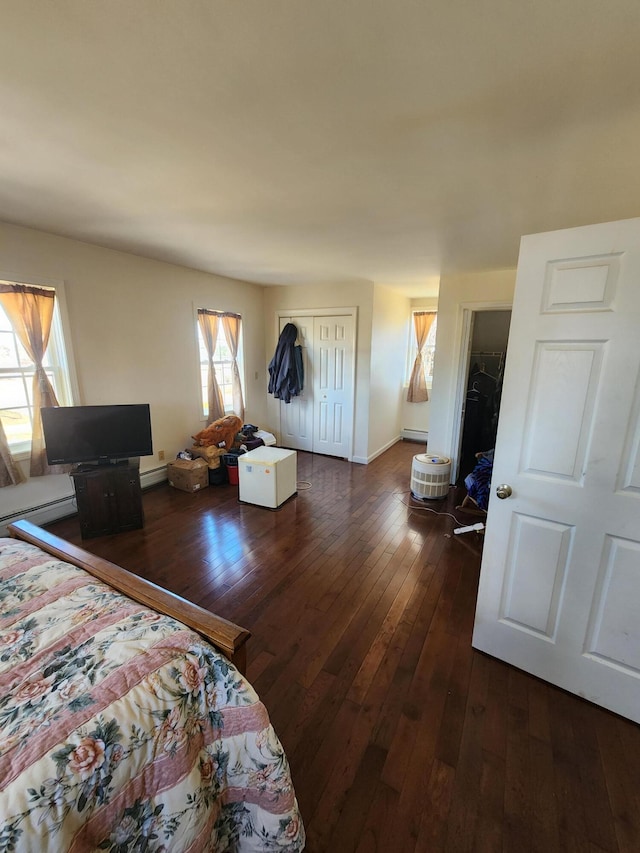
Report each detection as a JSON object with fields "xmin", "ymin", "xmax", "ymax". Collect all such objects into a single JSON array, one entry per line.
[{"xmin": 41, "ymin": 404, "xmax": 153, "ymax": 466}]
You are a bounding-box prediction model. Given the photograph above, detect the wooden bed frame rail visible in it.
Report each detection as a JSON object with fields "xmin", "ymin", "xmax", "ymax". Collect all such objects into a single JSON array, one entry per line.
[{"xmin": 7, "ymin": 520, "xmax": 251, "ymax": 674}]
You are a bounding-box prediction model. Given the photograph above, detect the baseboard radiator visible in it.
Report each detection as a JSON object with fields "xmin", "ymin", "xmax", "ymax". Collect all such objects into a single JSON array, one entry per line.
[
  {"xmin": 401, "ymin": 429, "xmax": 428, "ymax": 443},
  {"xmin": 0, "ymin": 465, "xmax": 169, "ymax": 536}
]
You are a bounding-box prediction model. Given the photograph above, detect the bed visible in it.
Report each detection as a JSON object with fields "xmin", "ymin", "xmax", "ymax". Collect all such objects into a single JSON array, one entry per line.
[{"xmin": 0, "ymin": 520, "xmax": 305, "ymax": 852}]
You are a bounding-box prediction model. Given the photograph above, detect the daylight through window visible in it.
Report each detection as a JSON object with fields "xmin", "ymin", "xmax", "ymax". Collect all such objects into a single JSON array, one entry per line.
[
  {"xmin": 0, "ymin": 283, "xmax": 73, "ymax": 454},
  {"xmin": 406, "ymin": 311, "xmax": 438, "ymax": 386},
  {"xmin": 196, "ymin": 312, "xmax": 244, "ymax": 419}
]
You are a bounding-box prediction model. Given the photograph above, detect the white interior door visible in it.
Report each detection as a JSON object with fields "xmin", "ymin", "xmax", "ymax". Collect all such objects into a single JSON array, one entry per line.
[
  {"xmin": 473, "ymin": 217, "xmax": 640, "ymax": 723},
  {"xmin": 279, "ymin": 316, "xmax": 313, "ymax": 452},
  {"xmin": 313, "ymin": 315, "xmax": 354, "ymax": 458}
]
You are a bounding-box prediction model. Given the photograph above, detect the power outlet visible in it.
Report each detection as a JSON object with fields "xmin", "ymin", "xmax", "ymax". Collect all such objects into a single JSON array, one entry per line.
[{"xmin": 158, "ymin": 450, "xmax": 165, "ymax": 461}]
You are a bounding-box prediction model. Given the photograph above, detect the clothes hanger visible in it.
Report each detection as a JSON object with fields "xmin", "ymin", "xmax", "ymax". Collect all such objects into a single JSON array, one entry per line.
[
  {"xmin": 466, "ymin": 384, "xmax": 481, "ymax": 400},
  {"xmin": 471, "ymin": 366, "xmax": 497, "ymax": 382}
]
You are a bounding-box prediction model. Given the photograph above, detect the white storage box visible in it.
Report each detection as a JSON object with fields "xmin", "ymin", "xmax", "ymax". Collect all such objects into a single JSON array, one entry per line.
[{"xmin": 238, "ymin": 447, "xmax": 297, "ymax": 509}]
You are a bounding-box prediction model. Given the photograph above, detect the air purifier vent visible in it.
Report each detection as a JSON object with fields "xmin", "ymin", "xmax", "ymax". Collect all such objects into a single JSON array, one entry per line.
[{"xmin": 411, "ymin": 454, "xmax": 451, "ymax": 500}]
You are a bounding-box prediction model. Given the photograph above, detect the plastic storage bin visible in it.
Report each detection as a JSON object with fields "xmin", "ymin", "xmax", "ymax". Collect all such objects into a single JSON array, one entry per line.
[{"xmin": 222, "ymin": 452, "xmax": 240, "ymax": 485}]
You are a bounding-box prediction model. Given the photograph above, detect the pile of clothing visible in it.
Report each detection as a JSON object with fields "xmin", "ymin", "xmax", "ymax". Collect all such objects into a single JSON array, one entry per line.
[
  {"xmin": 178, "ymin": 419, "xmax": 278, "ymax": 487},
  {"xmin": 268, "ymin": 323, "xmax": 304, "ymax": 403},
  {"xmin": 238, "ymin": 423, "xmax": 277, "ymax": 451},
  {"xmin": 463, "ymin": 449, "xmax": 494, "ymax": 511},
  {"xmin": 187, "ymin": 417, "xmax": 277, "ymax": 472}
]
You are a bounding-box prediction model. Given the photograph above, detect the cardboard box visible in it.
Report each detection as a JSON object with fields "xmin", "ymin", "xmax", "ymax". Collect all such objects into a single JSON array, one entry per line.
[
  {"xmin": 190, "ymin": 444, "xmax": 225, "ymax": 469},
  {"xmin": 167, "ymin": 457, "xmax": 209, "ymax": 492}
]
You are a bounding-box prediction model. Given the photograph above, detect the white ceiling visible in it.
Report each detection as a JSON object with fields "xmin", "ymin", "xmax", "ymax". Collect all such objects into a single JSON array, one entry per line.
[{"xmin": 1, "ymin": 1, "xmax": 640, "ymax": 297}]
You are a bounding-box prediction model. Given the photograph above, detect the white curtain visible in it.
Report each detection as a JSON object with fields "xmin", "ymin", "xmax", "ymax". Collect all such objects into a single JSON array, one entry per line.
[
  {"xmin": 220, "ymin": 313, "xmax": 245, "ymax": 422},
  {"xmin": 0, "ymin": 283, "xmax": 63, "ymax": 477},
  {"xmin": 197, "ymin": 310, "xmax": 225, "ymax": 424}
]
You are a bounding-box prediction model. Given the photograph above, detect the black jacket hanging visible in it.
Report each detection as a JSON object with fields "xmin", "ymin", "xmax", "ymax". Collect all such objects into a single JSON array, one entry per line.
[{"xmin": 268, "ymin": 323, "xmax": 304, "ymax": 403}]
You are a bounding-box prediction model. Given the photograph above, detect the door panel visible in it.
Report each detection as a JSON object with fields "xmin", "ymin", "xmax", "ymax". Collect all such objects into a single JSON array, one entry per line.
[
  {"xmin": 312, "ymin": 316, "xmax": 353, "ymax": 457},
  {"xmin": 521, "ymin": 342, "xmax": 604, "ymax": 481},
  {"xmin": 585, "ymin": 535, "xmax": 640, "ymax": 673},
  {"xmin": 473, "ymin": 218, "xmax": 640, "ymax": 723},
  {"xmin": 617, "ymin": 374, "xmax": 640, "ymax": 493},
  {"xmin": 280, "ymin": 396, "xmax": 312, "ymax": 449},
  {"xmin": 279, "ymin": 317, "xmax": 313, "ymax": 452},
  {"xmin": 499, "ymin": 513, "xmax": 573, "ymax": 640}
]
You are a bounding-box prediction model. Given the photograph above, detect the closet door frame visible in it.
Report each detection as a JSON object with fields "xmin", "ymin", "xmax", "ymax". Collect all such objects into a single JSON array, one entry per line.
[{"xmin": 275, "ymin": 306, "xmax": 357, "ymax": 461}]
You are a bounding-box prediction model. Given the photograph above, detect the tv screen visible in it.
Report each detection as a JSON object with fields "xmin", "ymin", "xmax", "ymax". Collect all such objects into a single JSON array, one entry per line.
[{"xmin": 41, "ymin": 404, "xmax": 153, "ymax": 465}]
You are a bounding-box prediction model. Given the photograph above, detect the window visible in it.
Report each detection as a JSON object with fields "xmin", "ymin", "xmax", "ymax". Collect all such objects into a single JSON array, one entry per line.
[
  {"xmin": 0, "ymin": 282, "xmax": 74, "ymax": 455},
  {"xmin": 196, "ymin": 311, "xmax": 244, "ymax": 419},
  {"xmin": 406, "ymin": 311, "xmax": 438, "ymax": 386}
]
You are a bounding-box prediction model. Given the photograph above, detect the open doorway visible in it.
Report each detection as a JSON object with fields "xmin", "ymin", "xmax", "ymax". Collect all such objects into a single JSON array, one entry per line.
[{"xmin": 456, "ymin": 310, "xmax": 511, "ymax": 486}]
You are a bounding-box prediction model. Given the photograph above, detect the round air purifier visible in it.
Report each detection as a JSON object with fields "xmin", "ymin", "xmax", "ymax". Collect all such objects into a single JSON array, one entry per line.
[{"xmin": 411, "ymin": 454, "xmax": 451, "ymax": 500}]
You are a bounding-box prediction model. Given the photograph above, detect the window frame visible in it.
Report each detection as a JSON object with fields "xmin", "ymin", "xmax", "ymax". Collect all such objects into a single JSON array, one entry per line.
[
  {"xmin": 0, "ymin": 274, "xmax": 79, "ymax": 459},
  {"xmin": 405, "ymin": 310, "xmax": 438, "ymax": 390},
  {"xmin": 195, "ymin": 308, "xmax": 245, "ymax": 421}
]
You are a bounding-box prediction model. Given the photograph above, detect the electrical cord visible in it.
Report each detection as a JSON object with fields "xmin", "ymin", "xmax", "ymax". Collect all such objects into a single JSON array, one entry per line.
[
  {"xmin": 393, "ymin": 490, "xmax": 483, "ymax": 529},
  {"xmin": 296, "ymin": 480, "xmax": 312, "ymax": 490}
]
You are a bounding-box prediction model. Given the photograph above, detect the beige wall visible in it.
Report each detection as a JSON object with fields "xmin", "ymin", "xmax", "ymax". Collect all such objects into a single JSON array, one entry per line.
[
  {"xmin": 262, "ymin": 281, "xmax": 374, "ymax": 462},
  {"xmin": 428, "ymin": 269, "xmax": 516, "ymax": 463},
  {"xmin": 0, "ymin": 220, "xmax": 266, "ymax": 522},
  {"xmin": 368, "ymin": 284, "xmax": 410, "ymax": 459}
]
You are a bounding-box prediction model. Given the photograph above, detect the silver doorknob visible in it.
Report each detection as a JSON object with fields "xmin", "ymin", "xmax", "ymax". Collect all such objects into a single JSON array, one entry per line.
[{"xmin": 496, "ymin": 484, "xmax": 512, "ymax": 499}]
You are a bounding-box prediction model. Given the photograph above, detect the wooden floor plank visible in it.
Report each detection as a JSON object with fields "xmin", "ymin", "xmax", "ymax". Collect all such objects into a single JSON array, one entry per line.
[
  {"xmin": 441, "ymin": 651, "xmax": 490, "ymax": 852},
  {"xmin": 550, "ymin": 690, "xmax": 590, "ymax": 847},
  {"xmin": 472, "ymin": 748, "xmax": 506, "ymax": 853},
  {"xmin": 325, "ymin": 742, "xmax": 388, "ymax": 853},
  {"xmin": 503, "ymin": 668, "xmax": 533, "ymax": 852},
  {"xmin": 355, "ymin": 780, "xmax": 401, "ymax": 853},
  {"xmin": 571, "ymin": 700, "xmax": 619, "ymax": 852},
  {"xmin": 414, "ymin": 758, "xmax": 456, "ymax": 853},
  {"xmin": 596, "ymin": 711, "xmax": 640, "ymax": 853}
]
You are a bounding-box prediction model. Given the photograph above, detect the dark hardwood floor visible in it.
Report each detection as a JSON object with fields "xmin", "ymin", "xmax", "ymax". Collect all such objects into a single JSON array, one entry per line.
[{"xmin": 47, "ymin": 441, "xmax": 640, "ymax": 852}]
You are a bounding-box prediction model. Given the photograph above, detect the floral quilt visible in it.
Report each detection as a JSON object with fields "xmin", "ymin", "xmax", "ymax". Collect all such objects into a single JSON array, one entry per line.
[{"xmin": 0, "ymin": 538, "xmax": 304, "ymax": 852}]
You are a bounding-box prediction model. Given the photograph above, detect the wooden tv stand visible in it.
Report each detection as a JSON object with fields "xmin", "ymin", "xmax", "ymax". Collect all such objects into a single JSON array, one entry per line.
[{"xmin": 70, "ymin": 461, "xmax": 143, "ymax": 539}]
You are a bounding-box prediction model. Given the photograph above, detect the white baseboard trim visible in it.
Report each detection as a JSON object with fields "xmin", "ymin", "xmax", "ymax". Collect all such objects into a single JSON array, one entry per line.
[
  {"xmin": 0, "ymin": 466, "xmax": 169, "ymax": 536},
  {"xmin": 402, "ymin": 429, "xmax": 428, "ymax": 442},
  {"xmin": 352, "ymin": 434, "xmax": 402, "ymax": 465},
  {"xmin": 141, "ymin": 466, "xmax": 169, "ymax": 488},
  {"xmin": 0, "ymin": 494, "xmax": 77, "ymax": 535}
]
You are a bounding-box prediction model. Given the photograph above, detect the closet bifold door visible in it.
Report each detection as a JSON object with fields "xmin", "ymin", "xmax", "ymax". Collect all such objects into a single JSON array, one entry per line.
[
  {"xmin": 312, "ymin": 315, "xmax": 354, "ymax": 459},
  {"xmin": 278, "ymin": 316, "xmax": 313, "ymax": 452}
]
